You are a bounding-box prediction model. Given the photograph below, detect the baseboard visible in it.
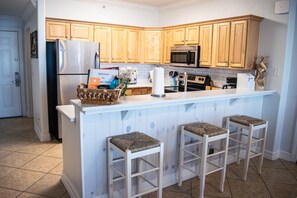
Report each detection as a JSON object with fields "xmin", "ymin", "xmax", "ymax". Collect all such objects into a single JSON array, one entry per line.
[
  {"xmin": 34, "ymin": 123, "xmax": 50, "ymax": 142},
  {"xmin": 264, "ymin": 149, "xmax": 292, "ymax": 161},
  {"xmin": 279, "ymin": 150, "xmax": 292, "ymax": 161},
  {"xmin": 61, "ymin": 171, "xmax": 81, "ymax": 198}
]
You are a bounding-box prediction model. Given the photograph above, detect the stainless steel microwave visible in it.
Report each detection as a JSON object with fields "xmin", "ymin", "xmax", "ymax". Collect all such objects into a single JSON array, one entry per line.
[{"xmin": 170, "ymin": 45, "xmax": 200, "ymax": 67}]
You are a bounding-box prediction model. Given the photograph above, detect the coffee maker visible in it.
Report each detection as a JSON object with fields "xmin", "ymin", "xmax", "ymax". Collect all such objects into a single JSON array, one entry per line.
[{"xmin": 222, "ymin": 77, "xmax": 237, "ymax": 89}]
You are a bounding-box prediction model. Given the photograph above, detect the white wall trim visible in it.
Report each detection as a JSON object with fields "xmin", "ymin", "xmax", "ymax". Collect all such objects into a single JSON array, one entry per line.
[
  {"xmin": 34, "ymin": 122, "xmax": 50, "ymax": 141},
  {"xmin": 22, "ymin": 1, "xmax": 36, "ymax": 22},
  {"xmin": 61, "ymin": 171, "xmax": 81, "ymax": 198}
]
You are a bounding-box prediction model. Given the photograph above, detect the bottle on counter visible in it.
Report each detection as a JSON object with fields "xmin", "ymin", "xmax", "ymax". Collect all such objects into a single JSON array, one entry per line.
[{"xmin": 109, "ymin": 76, "xmax": 119, "ymax": 90}]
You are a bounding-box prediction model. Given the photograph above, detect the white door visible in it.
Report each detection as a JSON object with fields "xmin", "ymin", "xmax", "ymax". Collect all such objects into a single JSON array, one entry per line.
[{"xmin": 0, "ymin": 31, "xmax": 22, "ymax": 118}]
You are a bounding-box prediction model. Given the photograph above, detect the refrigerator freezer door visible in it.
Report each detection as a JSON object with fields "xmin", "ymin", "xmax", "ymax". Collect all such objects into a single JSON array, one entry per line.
[
  {"xmin": 57, "ymin": 74, "xmax": 88, "ymax": 105},
  {"xmin": 57, "ymin": 40, "xmax": 100, "ymax": 74}
]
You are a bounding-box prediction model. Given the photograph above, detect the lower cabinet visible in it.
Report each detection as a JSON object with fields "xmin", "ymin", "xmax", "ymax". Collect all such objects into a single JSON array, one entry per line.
[{"xmin": 125, "ymin": 87, "xmax": 152, "ymax": 96}]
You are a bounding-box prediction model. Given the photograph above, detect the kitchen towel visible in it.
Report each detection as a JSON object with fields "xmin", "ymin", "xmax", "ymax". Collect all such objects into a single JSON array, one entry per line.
[{"xmin": 152, "ymin": 66, "xmax": 165, "ymax": 96}]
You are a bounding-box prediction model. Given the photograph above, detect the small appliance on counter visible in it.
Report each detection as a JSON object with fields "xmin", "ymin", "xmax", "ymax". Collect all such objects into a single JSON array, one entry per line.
[
  {"xmin": 169, "ymin": 71, "xmax": 178, "ymax": 86},
  {"xmin": 151, "ymin": 66, "xmax": 165, "ymax": 97},
  {"xmin": 237, "ymin": 73, "xmax": 255, "ymax": 90},
  {"xmin": 222, "ymin": 77, "xmax": 237, "ymax": 89}
]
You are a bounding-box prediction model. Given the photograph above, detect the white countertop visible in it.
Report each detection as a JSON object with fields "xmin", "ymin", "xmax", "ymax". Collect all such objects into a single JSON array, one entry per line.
[
  {"xmin": 70, "ymin": 89, "xmax": 275, "ymax": 115},
  {"xmin": 56, "ymin": 105, "xmax": 76, "ymax": 122}
]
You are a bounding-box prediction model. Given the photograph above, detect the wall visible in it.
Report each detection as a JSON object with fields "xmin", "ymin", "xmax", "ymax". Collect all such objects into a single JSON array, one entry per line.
[
  {"xmin": 45, "ymin": 0, "xmax": 159, "ymax": 27},
  {"xmin": 279, "ymin": 0, "xmax": 297, "ymax": 159}
]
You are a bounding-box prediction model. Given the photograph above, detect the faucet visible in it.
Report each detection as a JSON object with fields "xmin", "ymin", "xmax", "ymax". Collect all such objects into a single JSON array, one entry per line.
[{"xmin": 183, "ymin": 72, "xmax": 187, "ymax": 92}]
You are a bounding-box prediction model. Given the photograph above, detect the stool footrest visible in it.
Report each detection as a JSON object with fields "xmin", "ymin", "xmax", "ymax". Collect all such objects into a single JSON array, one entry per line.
[
  {"xmin": 206, "ymin": 167, "xmax": 224, "ymax": 176},
  {"xmin": 184, "ymin": 156, "xmax": 201, "ymax": 164},
  {"xmin": 139, "ymin": 175, "xmax": 157, "ymax": 188},
  {"xmin": 207, "ymin": 150, "xmax": 226, "ymax": 158},
  {"xmin": 132, "ymin": 187, "xmax": 159, "ymax": 198},
  {"xmin": 184, "ymin": 149, "xmax": 200, "ymax": 159},
  {"xmin": 185, "ymin": 141, "xmax": 202, "ymax": 148},
  {"xmin": 181, "ymin": 165, "xmax": 197, "ymax": 175},
  {"xmin": 132, "ymin": 167, "xmax": 159, "ymax": 178}
]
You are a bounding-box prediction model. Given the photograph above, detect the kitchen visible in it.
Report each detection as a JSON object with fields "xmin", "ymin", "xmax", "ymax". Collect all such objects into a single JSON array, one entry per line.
[{"xmin": 0, "ymin": 0, "xmax": 297, "ymax": 197}]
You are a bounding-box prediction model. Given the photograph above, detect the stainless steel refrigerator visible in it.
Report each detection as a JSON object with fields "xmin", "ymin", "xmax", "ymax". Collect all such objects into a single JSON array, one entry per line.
[{"xmin": 46, "ymin": 39, "xmax": 100, "ymax": 140}]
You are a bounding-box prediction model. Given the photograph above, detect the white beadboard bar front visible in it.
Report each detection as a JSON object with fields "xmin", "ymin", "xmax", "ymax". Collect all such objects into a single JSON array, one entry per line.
[{"xmin": 58, "ymin": 89, "xmax": 274, "ymax": 198}]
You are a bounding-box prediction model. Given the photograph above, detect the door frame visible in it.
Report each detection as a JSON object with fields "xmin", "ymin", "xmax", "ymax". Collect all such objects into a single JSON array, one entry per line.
[{"xmin": 0, "ymin": 27, "xmax": 26, "ymax": 117}]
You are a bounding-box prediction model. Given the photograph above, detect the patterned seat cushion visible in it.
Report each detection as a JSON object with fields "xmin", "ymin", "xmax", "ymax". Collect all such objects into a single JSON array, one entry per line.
[
  {"xmin": 184, "ymin": 122, "xmax": 227, "ymax": 137},
  {"xmin": 229, "ymin": 115, "xmax": 266, "ymax": 126},
  {"xmin": 110, "ymin": 132, "xmax": 160, "ymax": 153}
]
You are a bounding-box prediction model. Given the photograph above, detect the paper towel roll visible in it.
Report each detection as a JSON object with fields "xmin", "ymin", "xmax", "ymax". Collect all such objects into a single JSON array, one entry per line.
[{"xmin": 152, "ymin": 67, "xmax": 165, "ymax": 96}]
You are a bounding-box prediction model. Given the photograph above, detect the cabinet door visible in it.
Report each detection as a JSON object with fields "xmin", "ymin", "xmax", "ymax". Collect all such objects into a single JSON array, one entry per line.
[
  {"xmin": 229, "ymin": 20, "xmax": 247, "ymax": 68},
  {"xmin": 199, "ymin": 25, "xmax": 213, "ymax": 66},
  {"xmin": 94, "ymin": 26, "xmax": 111, "ymax": 63},
  {"xmin": 144, "ymin": 30, "xmax": 162, "ymax": 63},
  {"xmin": 185, "ymin": 26, "xmax": 199, "ymax": 45},
  {"xmin": 46, "ymin": 21, "xmax": 70, "ymax": 40},
  {"xmin": 127, "ymin": 29, "xmax": 141, "ymax": 63},
  {"xmin": 163, "ymin": 29, "xmax": 173, "ymax": 64},
  {"xmin": 111, "ymin": 28, "xmax": 126, "ymax": 63},
  {"xmin": 173, "ymin": 28, "xmax": 186, "ymax": 45},
  {"xmin": 213, "ymin": 22, "xmax": 230, "ymax": 67},
  {"xmin": 70, "ymin": 23, "xmax": 94, "ymax": 41}
]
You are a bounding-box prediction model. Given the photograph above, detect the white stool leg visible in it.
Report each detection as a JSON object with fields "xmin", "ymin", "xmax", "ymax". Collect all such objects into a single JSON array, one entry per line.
[
  {"xmin": 126, "ymin": 150, "xmax": 132, "ymax": 198},
  {"xmin": 237, "ymin": 127, "xmax": 243, "ymax": 165},
  {"xmin": 243, "ymin": 124, "xmax": 253, "ymax": 181},
  {"xmin": 158, "ymin": 143, "xmax": 164, "ymax": 198},
  {"xmin": 199, "ymin": 135, "xmax": 208, "ymax": 198},
  {"xmin": 258, "ymin": 122, "xmax": 268, "ymax": 174},
  {"xmin": 107, "ymin": 139, "xmax": 113, "ymax": 198},
  {"xmin": 137, "ymin": 158, "xmax": 141, "ymax": 196},
  {"xmin": 220, "ymin": 131, "xmax": 229, "ymax": 192},
  {"xmin": 178, "ymin": 128, "xmax": 185, "ymax": 186}
]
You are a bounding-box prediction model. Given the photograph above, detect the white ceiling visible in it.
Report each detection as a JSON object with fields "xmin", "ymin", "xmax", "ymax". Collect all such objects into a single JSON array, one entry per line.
[
  {"xmin": 116, "ymin": 0, "xmax": 184, "ymax": 7},
  {"xmin": 0, "ymin": 0, "xmax": 31, "ymax": 17},
  {"xmin": 0, "ymin": 0, "xmax": 192, "ymax": 17}
]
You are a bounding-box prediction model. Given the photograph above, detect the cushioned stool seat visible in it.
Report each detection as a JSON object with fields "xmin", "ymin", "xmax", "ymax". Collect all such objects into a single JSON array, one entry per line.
[
  {"xmin": 227, "ymin": 115, "xmax": 268, "ymax": 181},
  {"xmin": 110, "ymin": 132, "xmax": 160, "ymax": 153},
  {"xmin": 107, "ymin": 132, "xmax": 164, "ymax": 198},
  {"xmin": 178, "ymin": 122, "xmax": 229, "ymax": 198}
]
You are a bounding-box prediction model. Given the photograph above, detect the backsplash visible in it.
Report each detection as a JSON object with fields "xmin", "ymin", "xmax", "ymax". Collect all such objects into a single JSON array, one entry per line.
[{"xmin": 100, "ymin": 63, "xmax": 254, "ymax": 88}]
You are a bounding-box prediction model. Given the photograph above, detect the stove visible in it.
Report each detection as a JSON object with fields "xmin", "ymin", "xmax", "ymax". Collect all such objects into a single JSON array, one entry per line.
[{"xmin": 165, "ymin": 73, "xmax": 211, "ymax": 93}]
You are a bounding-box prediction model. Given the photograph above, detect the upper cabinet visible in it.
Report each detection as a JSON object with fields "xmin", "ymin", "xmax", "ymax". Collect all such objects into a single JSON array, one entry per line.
[
  {"xmin": 46, "ymin": 21, "xmax": 70, "ymax": 40},
  {"xmin": 46, "ymin": 15, "xmax": 261, "ymax": 69},
  {"xmin": 70, "ymin": 23, "xmax": 94, "ymax": 41},
  {"xmin": 111, "ymin": 27, "xmax": 126, "ymax": 63},
  {"xmin": 163, "ymin": 29, "xmax": 173, "ymax": 64},
  {"xmin": 229, "ymin": 20, "xmax": 247, "ymax": 68},
  {"xmin": 94, "ymin": 26, "xmax": 111, "ymax": 63},
  {"xmin": 143, "ymin": 30, "xmax": 162, "ymax": 63},
  {"xmin": 126, "ymin": 29, "xmax": 141, "ymax": 63},
  {"xmin": 199, "ymin": 25, "xmax": 213, "ymax": 66},
  {"xmin": 212, "ymin": 22, "xmax": 230, "ymax": 67},
  {"xmin": 173, "ymin": 26, "xmax": 199, "ymax": 46}
]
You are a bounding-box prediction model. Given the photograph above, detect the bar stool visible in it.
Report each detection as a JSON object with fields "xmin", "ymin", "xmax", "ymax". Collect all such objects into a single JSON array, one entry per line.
[
  {"xmin": 226, "ymin": 115, "xmax": 268, "ymax": 181},
  {"xmin": 178, "ymin": 122, "xmax": 229, "ymax": 198},
  {"xmin": 107, "ymin": 132, "xmax": 164, "ymax": 198}
]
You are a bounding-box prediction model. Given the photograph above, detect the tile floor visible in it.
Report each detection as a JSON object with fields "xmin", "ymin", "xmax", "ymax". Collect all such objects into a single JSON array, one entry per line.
[{"xmin": 0, "ymin": 117, "xmax": 297, "ymax": 198}]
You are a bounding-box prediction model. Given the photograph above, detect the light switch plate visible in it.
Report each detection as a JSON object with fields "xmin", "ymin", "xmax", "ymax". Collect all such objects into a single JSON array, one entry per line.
[{"xmin": 274, "ymin": 0, "xmax": 290, "ymax": 14}]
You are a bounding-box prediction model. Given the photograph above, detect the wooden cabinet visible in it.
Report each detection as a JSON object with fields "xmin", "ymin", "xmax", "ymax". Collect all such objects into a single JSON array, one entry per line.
[
  {"xmin": 46, "ymin": 21, "xmax": 70, "ymax": 40},
  {"xmin": 199, "ymin": 25, "xmax": 213, "ymax": 66},
  {"xmin": 94, "ymin": 26, "xmax": 111, "ymax": 62},
  {"xmin": 127, "ymin": 29, "xmax": 141, "ymax": 63},
  {"xmin": 212, "ymin": 22, "xmax": 230, "ymax": 67},
  {"xmin": 173, "ymin": 26, "xmax": 199, "ymax": 46},
  {"xmin": 125, "ymin": 87, "xmax": 152, "ymax": 96},
  {"xmin": 143, "ymin": 30, "xmax": 162, "ymax": 63},
  {"xmin": 70, "ymin": 23, "xmax": 94, "ymax": 41},
  {"xmin": 111, "ymin": 27, "xmax": 126, "ymax": 63},
  {"xmin": 163, "ymin": 29, "xmax": 173, "ymax": 64},
  {"xmin": 229, "ymin": 20, "xmax": 247, "ymax": 68}
]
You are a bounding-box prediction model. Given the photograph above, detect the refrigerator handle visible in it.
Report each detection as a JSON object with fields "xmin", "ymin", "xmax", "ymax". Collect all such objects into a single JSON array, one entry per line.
[
  {"xmin": 58, "ymin": 40, "xmax": 65, "ymax": 73},
  {"xmin": 95, "ymin": 51, "xmax": 100, "ymax": 69}
]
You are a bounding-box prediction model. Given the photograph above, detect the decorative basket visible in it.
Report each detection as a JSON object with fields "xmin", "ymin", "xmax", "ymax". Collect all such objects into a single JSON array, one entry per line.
[{"xmin": 77, "ymin": 84, "xmax": 123, "ymax": 105}]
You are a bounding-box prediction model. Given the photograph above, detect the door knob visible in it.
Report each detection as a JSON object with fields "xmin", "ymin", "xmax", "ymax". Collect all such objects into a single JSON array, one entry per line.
[{"xmin": 15, "ymin": 58, "xmax": 19, "ymax": 62}]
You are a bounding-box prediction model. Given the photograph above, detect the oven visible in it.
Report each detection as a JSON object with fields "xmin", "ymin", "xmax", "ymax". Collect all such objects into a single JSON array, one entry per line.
[{"xmin": 165, "ymin": 73, "xmax": 211, "ymax": 93}]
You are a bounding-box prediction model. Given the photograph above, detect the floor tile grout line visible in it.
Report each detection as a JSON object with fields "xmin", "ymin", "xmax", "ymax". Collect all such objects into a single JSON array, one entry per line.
[{"xmin": 280, "ymin": 159, "xmax": 297, "ymax": 181}]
